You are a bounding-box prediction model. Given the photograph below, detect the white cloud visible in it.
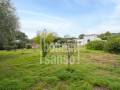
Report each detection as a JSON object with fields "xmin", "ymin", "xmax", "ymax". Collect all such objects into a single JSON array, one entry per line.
[
  {"xmin": 84, "ymin": 0, "xmax": 120, "ymax": 34},
  {"xmin": 18, "ymin": 0, "xmax": 120, "ymax": 38},
  {"xmin": 19, "ymin": 10, "xmax": 81, "ymax": 38}
]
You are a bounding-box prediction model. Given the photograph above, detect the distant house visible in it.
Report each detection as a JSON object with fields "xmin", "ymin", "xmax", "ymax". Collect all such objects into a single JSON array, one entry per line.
[
  {"xmin": 75, "ymin": 34, "xmax": 101, "ymax": 46},
  {"xmin": 53, "ymin": 34, "xmax": 101, "ymax": 47}
]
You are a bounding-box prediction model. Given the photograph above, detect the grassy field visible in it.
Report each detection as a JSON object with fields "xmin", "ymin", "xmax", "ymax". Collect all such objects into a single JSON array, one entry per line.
[{"xmin": 0, "ymin": 48, "xmax": 120, "ymax": 90}]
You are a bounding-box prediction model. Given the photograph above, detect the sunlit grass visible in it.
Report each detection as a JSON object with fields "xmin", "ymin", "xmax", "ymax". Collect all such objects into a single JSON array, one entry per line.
[{"xmin": 0, "ymin": 48, "xmax": 120, "ymax": 90}]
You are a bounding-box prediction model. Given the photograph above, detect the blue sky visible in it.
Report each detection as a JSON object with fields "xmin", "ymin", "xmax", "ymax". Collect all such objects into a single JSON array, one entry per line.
[{"xmin": 12, "ymin": 0, "xmax": 120, "ymax": 38}]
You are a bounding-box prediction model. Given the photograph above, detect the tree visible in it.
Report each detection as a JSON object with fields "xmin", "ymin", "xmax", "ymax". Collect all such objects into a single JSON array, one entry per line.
[
  {"xmin": 99, "ymin": 31, "xmax": 112, "ymax": 40},
  {"xmin": 15, "ymin": 31, "xmax": 28, "ymax": 49},
  {"xmin": 79, "ymin": 34, "xmax": 85, "ymax": 39},
  {"xmin": 66, "ymin": 40, "xmax": 75, "ymax": 70},
  {"xmin": 0, "ymin": 0, "xmax": 19, "ymax": 50},
  {"xmin": 34, "ymin": 29, "xmax": 57, "ymax": 60},
  {"xmin": 64, "ymin": 35, "xmax": 76, "ymax": 70}
]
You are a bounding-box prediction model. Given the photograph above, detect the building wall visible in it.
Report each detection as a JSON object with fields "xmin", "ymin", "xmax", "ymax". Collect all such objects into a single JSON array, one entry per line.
[
  {"xmin": 82, "ymin": 35, "xmax": 97, "ymax": 45},
  {"xmin": 75, "ymin": 35, "xmax": 99, "ymax": 46}
]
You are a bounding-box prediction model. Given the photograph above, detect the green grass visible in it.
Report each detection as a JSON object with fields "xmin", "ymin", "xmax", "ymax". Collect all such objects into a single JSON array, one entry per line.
[{"xmin": 0, "ymin": 48, "xmax": 120, "ymax": 90}]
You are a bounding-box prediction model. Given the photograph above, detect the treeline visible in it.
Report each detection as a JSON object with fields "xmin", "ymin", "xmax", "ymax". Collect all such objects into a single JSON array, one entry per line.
[
  {"xmin": 86, "ymin": 31, "xmax": 120, "ymax": 53},
  {"xmin": 0, "ymin": 0, "xmax": 29, "ymax": 50}
]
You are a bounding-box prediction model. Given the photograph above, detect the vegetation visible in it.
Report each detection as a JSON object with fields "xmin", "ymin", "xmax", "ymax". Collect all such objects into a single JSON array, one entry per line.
[
  {"xmin": 99, "ymin": 31, "xmax": 120, "ymax": 40},
  {"xmin": 0, "ymin": 1, "xmax": 120, "ymax": 89},
  {"xmin": 98, "ymin": 31, "xmax": 112, "ymax": 40},
  {"xmin": 0, "ymin": 48, "xmax": 119, "ymax": 90},
  {"xmin": 66, "ymin": 40, "xmax": 76, "ymax": 70},
  {"xmin": 87, "ymin": 32, "xmax": 120, "ymax": 53},
  {"xmin": 15, "ymin": 31, "xmax": 29, "ymax": 49},
  {"xmin": 34, "ymin": 30, "xmax": 57, "ymax": 59},
  {"xmin": 0, "ymin": 0, "xmax": 28, "ymax": 50},
  {"xmin": 0, "ymin": 0, "xmax": 19, "ymax": 50},
  {"xmin": 104, "ymin": 37, "xmax": 120, "ymax": 53},
  {"xmin": 86, "ymin": 40, "xmax": 106, "ymax": 50},
  {"xmin": 79, "ymin": 34, "xmax": 85, "ymax": 39}
]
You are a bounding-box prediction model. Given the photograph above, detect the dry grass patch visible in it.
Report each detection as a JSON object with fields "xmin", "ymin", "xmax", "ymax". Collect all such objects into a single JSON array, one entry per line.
[{"xmin": 89, "ymin": 53, "xmax": 118, "ymax": 65}]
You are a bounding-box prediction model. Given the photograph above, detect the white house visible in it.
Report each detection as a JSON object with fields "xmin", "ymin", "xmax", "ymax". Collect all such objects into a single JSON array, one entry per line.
[
  {"xmin": 54, "ymin": 34, "xmax": 101, "ymax": 47},
  {"xmin": 75, "ymin": 34, "xmax": 101, "ymax": 46}
]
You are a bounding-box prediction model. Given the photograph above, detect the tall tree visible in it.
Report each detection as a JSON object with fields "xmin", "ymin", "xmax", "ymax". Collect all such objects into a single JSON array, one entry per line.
[{"xmin": 0, "ymin": 0, "xmax": 19, "ymax": 50}]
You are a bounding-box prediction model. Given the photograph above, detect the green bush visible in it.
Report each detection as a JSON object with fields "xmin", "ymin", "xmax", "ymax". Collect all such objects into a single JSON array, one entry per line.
[
  {"xmin": 86, "ymin": 40, "xmax": 105, "ymax": 50},
  {"xmin": 26, "ymin": 44, "xmax": 32, "ymax": 49},
  {"xmin": 104, "ymin": 37, "xmax": 120, "ymax": 53},
  {"xmin": 4, "ymin": 45, "xmax": 16, "ymax": 50},
  {"xmin": 56, "ymin": 70, "xmax": 72, "ymax": 80}
]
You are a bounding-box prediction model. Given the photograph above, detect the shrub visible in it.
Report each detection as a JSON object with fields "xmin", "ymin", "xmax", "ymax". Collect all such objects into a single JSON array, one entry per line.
[
  {"xmin": 104, "ymin": 37, "xmax": 120, "ymax": 53},
  {"xmin": 86, "ymin": 40, "xmax": 106, "ymax": 50},
  {"xmin": 56, "ymin": 70, "xmax": 72, "ymax": 80},
  {"xmin": 26, "ymin": 44, "xmax": 32, "ymax": 49},
  {"xmin": 4, "ymin": 45, "xmax": 16, "ymax": 50}
]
